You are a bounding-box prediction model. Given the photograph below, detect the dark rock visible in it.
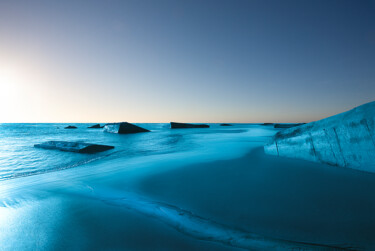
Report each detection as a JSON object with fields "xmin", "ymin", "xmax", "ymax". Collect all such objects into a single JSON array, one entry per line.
[
  {"xmin": 88, "ymin": 124, "xmax": 102, "ymax": 129},
  {"xmin": 170, "ymin": 122, "xmax": 210, "ymax": 129},
  {"xmin": 104, "ymin": 122, "xmax": 150, "ymax": 134},
  {"xmin": 261, "ymin": 123, "xmax": 274, "ymax": 126},
  {"xmin": 34, "ymin": 141, "xmax": 114, "ymax": 154},
  {"xmin": 64, "ymin": 125, "xmax": 77, "ymax": 129},
  {"xmin": 274, "ymin": 123, "xmax": 305, "ymax": 129},
  {"xmin": 220, "ymin": 123, "xmax": 232, "ymax": 126}
]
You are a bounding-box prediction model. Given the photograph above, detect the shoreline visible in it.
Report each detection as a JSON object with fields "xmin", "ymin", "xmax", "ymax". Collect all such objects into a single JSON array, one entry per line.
[
  {"xmin": 134, "ymin": 147, "xmax": 375, "ymax": 249},
  {"xmin": 1, "ymin": 129, "xmax": 375, "ymax": 250}
]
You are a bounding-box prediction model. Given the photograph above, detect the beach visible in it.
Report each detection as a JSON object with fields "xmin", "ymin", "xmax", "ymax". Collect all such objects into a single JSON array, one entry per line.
[{"xmin": 1, "ymin": 124, "xmax": 375, "ymax": 250}]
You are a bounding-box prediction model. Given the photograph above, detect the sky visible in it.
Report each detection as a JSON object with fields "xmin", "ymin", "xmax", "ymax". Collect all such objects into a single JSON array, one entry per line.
[{"xmin": 0, "ymin": 0, "xmax": 374, "ymax": 123}]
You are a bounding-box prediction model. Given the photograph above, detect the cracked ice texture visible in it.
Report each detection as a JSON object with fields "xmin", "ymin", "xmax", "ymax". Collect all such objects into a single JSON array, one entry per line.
[{"xmin": 264, "ymin": 101, "xmax": 375, "ymax": 172}]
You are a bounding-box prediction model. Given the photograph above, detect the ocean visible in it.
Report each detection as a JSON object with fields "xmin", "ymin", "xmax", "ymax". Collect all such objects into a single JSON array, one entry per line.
[
  {"xmin": 0, "ymin": 123, "xmax": 269, "ymax": 181},
  {"xmin": 1, "ymin": 123, "xmax": 375, "ymax": 250}
]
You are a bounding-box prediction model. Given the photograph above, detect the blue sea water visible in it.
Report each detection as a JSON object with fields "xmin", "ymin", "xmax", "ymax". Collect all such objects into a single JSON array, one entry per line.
[
  {"xmin": 1, "ymin": 123, "xmax": 375, "ymax": 250},
  {"xmin": 0, "ymin": 123, "xmax": 281, "ymax": 250},
  {"xmin": 0, "ymin": 123, "xmax": 267, "ymax": 181}
]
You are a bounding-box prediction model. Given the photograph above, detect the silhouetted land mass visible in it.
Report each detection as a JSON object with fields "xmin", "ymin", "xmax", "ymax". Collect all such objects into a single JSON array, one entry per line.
[
  {"xmin": 170, "ymin": 122, "xmax": 210, "ymax": 129},
  {"xmin": 64, "ymin": 125, "xmax": 77, "ymax": 129},
  {"xmin": 273, "ymin": 123, "xmax": 305, "ymax": 128},
  {"xmin": 88, "ymin": 124, "xmax": 103, "ymax": 129}
]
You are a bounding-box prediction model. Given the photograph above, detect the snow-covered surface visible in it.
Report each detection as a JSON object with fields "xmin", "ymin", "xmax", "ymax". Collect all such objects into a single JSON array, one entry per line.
[{"xmin": 264, "ymin": 101, "xmax": 375, "ymax": 172}]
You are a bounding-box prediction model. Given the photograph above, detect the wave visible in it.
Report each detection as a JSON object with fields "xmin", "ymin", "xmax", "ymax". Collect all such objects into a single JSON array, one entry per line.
[{"xmin": 0, "ymin": 151, "xmax": 117, "ymax": 182}]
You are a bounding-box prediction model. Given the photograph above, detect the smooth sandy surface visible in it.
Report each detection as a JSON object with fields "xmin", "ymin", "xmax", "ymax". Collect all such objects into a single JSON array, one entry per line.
[
  {"xmin": 135, "ymin": 148, "xmax": 375, "ymax": 250},
  {"xmin": 1, "ymin": 125, "xmax": 375, "ymax": 250}
]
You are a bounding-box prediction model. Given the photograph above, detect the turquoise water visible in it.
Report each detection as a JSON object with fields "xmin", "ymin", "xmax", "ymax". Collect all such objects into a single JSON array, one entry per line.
[
  {"xmin": 0, "ymin": 123, "xmax": 260, "ymax": 181},
  {"xmin": 0, "ymin": 123, "xmax": 279, "ymax": 251},
  {"xmin": 1, "ymin": 124, "xmax": 374, "ymax": 250}
]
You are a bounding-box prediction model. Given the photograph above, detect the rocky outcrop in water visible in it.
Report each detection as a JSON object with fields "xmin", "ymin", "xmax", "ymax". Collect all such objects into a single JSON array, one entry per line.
[
  {"xmin": 34, "ymin": 141, "xmax": 114, "ymax": 153},
  {"xmin": 104, "ymin": 122, "xmax": 150, "ymax": 134},
  {"xmin": 170, "ymin": 122, "xmax": 210, "ymax": 129},
  {"xmin": 273, "ymin": 123, "xmax": 305, "ymax": 129},
  {"xmin": 220, "ymin": 123, "xmax": 232, "ymax": 126},
  {"xmin": 264, "ymin": 101, "xmax": 375, "ymax": 172},
  {"xmin": 88, "ymin": 124, "xmax": 103, "ymax": 129},
  {"xmin": 64, "ymin": 125, "xmax": 77, "ymax": 129}
]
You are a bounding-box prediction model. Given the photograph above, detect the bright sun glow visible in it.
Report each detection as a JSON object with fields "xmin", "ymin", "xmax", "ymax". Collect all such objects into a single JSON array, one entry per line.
[{"xmin": 0, "ymin": 65, "xmax": 21, "ymax": 121}]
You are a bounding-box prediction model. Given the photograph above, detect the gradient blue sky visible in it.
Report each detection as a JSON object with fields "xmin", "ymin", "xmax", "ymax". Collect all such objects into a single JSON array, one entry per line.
[{"xmin": 0, "ymin": 0, "xmax": 374, "ymax": 123}]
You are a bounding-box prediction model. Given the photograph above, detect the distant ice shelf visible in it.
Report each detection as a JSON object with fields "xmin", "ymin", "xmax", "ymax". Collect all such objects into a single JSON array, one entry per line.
[{"xmin": 264, "ymin": 101, "xmax": 375, "ymax": 173}]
